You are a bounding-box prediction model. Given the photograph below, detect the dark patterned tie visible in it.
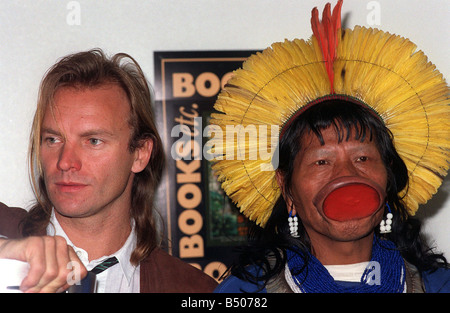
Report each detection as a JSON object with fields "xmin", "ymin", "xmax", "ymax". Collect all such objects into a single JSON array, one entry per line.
[{"xmin": 90, "ymin": 257, "xmax": 119, "ymax": 274}]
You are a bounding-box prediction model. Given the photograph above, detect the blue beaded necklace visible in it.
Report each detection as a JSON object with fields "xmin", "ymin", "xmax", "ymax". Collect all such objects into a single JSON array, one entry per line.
[{"xmin": 286, "ymin": 236, "xmax": 405, "ymax": 293}]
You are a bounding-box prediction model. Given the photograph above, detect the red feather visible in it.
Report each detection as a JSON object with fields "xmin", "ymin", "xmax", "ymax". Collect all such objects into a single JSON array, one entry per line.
[{"xmin": 311, "ymin": 0, "xmax": 343, "ymax": 93}]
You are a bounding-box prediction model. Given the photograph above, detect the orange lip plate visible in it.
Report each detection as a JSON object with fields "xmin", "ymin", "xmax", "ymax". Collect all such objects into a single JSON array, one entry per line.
[{"xmin": 322, "ymin": 184, "xmax": 380, "ymax": 221}]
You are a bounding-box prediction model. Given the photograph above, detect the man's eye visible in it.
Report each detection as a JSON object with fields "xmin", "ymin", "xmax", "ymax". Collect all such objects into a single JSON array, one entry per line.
[
  {"xmin": 315, "ymin": 160, "xmax": 328, "ymax": 165},
  {"xmin": 89, "ymin": 138, "xmax": 103, "ymax": 146},
  {"xmin": 44, "ymin": 137, "xmax": 61, "ymax": 145},
  {"xmin": 357, "ymin": 156, "xmax": 368, "ymax": 162}
]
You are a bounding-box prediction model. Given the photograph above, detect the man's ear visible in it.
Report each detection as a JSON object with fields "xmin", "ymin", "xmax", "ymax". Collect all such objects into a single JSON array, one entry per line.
[
  {"xmin": 275, "ymin": 170, "xmax": 285, "ymax": 194},
  {"xmin": 131, "ymin": 138, "xmax": 153, "ymax": 173},
  {"xmin": 275, "ymin": 171, "xmax": 295, "ymax": 214}
]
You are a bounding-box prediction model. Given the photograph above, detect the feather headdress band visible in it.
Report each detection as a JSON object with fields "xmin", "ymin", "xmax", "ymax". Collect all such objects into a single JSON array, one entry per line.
[{"xmin": 210, "ymin": 0, "xmax": 449, "ymax": 227}]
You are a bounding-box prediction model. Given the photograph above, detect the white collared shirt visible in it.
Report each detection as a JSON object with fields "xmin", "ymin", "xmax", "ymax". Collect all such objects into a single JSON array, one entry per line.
[{"xmin": 46, "ymin": 210, "xmax": 140, "ymax": 293}]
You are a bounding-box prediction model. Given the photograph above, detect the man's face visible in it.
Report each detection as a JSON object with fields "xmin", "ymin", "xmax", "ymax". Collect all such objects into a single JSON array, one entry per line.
[
  {"xmin": 40, "ymin": 83, "xmax": 147, "ymax": 219},
  {"xmin": 284, "ymin": 127, "xmax": 388, "ymax": 242}
]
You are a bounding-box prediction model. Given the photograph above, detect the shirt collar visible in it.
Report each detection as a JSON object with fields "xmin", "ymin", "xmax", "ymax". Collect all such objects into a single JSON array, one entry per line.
[{"xmin": 46, "ymin": 209, "xmax": 138, "ymax": 285}]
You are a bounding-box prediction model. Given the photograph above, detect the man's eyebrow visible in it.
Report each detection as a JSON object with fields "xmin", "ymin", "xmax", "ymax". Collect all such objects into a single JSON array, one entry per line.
[
  {"xmin": 41, "ymin": 127, "xmax": 115, "ymax": 138},
  {"xmin": 79, "ymin": 129, "xmax": 116, "ymax": 138},
  {"xmin": 41, "ymin": 127, "xmax": 62, "ymax": 136}
]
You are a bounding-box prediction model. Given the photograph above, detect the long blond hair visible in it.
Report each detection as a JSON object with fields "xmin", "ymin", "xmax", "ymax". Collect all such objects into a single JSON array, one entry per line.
[{"xmin": 23, "ymin": 49, "xmax": 165, "ymax": 265}]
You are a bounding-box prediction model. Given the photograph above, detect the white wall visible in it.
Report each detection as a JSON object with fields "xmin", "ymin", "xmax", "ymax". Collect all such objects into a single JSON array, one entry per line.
[{"xmin": 0, "ymin": 0, "xmax": 449, "ymax": 257}]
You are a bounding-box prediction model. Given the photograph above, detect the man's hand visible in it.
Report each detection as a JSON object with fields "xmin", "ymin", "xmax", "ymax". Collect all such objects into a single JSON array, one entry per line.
[{"xmin": 0, "ymin": 236, "xmax": 87, "ymax": 293}]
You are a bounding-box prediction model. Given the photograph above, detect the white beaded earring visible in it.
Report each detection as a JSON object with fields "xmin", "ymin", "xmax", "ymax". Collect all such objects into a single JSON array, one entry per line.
[
  {"xmin": 380, "ymin": 203, "xmax": 393, "ymax": 234},
  {"xmin": 288, "ymin": 210, "xmax": 299, "ymax": 238}
]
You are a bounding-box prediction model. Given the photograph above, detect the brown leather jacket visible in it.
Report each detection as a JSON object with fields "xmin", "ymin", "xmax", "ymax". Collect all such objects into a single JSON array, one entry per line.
[{"xmin": 0, "ymin": 202, "xmax": 217, "ymax": 293}]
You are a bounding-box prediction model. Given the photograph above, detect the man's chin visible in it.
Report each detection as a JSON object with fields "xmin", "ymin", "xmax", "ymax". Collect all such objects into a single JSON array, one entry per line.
[
  {"xmin": 52, "ymin": 201, "xmax": 92, "ymax": 219},
  {"xmin": 325, "ymin": 218, "xmax": 377, "ymax": 242}
]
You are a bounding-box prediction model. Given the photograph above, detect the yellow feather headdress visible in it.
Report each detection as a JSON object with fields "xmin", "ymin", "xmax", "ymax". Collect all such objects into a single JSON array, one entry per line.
[{"xmin": 210, "ymin": 0, "xmax": 449, "ymax": 227}]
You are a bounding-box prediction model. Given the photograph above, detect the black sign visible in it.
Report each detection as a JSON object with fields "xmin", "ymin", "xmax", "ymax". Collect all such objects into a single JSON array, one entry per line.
[{"xmin": 154, "ymin": 50, "xmax": 257, "ymax": 281}]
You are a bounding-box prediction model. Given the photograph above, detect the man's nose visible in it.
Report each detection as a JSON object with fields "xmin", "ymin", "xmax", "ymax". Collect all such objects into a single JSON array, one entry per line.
[
  {"xmin": 334, "ymin": 159, "xmax": 359, "ymax": 177},
  {"xmin": 57, "ymin": 142, "xmax": 81, "ymax": 172}
]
